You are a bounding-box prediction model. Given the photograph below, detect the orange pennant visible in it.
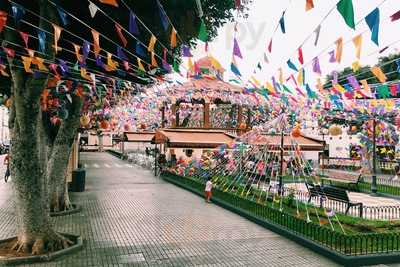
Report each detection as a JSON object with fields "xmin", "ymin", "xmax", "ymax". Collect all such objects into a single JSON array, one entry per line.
[
  {"xmin": 360, "ymin": 79, "xmax": 372, "ymax": 96},
  {"xmin": 0, "ymin": 65, "xmax": 9, "ymax": 77},
  {"xmin": 32, "ymin": 57, "xmax": 48, "ymax": 71},
  {"xmin": 80, "ymin": 68, "xmax": 91, "ymax": 80},
  {"xmin": 91, "ymin": 29, "xmax": 101, "ymax": 57},
  {"xmin": 148, "ymin": 35, "xmax": 156, "ymax": 52},
  {"xmin": 371, "ymin": 66, "xmax": 387, "ymax": 83},
  {"xmin": 52, "ymin": 24, "xmax": 62, "ymax": 54},
  {"xmin": 151, "ymin": 52, "xmax": 158, "ymax": 67},
  {"xmin": 352, "ymin": 34, "xmax": 362, "ymax": 59},
  {"xmin": 21, "ymin": 56, "xmax": 33, "ymax": 73},
  {"xmin": 99, "ymin": 0, "xmax": 118, "ymax": 7},
  {"xmin": 137, "ymin": 58, "xmax": 145, "ymax": 72},
  {"xmin": 305, "ymin": 0, "xmax": 314, "ymax": 11},
  {"xmin": 170, "ymin": 28, "xmax": 177, "ymax": 48},
  {"xmin": 73, "ymin": 43, "xmax": 83, "ymax": 62},
  {"xmin": 115, "ymin": 23, "xmax": 127, "ymax": 47},
  {"xmin": 335, "ymin": 37, "xmax": 343, "ymax": 63},
  {"xmin": 106, "ymin": 52, "xmax": 118, "ymax": 71}
]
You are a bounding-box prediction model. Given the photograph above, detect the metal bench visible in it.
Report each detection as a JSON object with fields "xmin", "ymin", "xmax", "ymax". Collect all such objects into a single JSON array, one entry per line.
[
  {"xmin": 306, "ymin": 183, "xmax": 363, "ymax": 217},
  {"xmin": 321, "ymin": 170, "xmax": 363, "ymax": 191}
]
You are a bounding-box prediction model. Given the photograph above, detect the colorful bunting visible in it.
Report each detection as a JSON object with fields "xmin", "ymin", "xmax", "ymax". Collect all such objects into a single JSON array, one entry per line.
[
  {"xmin": 312, "ymin": 56, "xmax": 321, "ymax": 75},
  {"xmin": 53, "ymin": 24, "xmax": 62, "ymax": 54},
  {"xmin": 297, "ymin": 68, "xmax": 304, "ymax": 85},
  {"xmin": 360, "ymin": 79, "xmax": 372, "ymax": 96},
  {"xmin": 99, "ymin": 0, "xmax": 118, "ymax": 7},
  {"xmin": 347, "ymin": 75, "xmax": 360, "ymax": 90},
  {"xmin": 352, "ymin": 34, "xmax": 362, "ymax": 59},
  {"xmin": 233, "ymin": 38, "xmax": 242, "ymax": 58},
  {"xmin": 91, "ymin": 29, "xmax": 101, "ymax": 56},
  {"xmin": 106, "ymin": 52, "xmax": 119, "ymax": 71},
  {"xmin": 57, "ymin": 8, "xmax": 68, "ymax": 26},
  {"xmin": 335, "ymin": 37, "xmax": 343, "ymax": 63},
  {"xmin": 21, "ymin": 56, "xmax": 33, "ymax": 73},
  {"xmin": 371, "ymin": 66, "xmax": 386, "ymax": 83},
  {"xmin": 336, "ymin": 0, "xmax": 355, "ymax": 29},
  {"xmin": 173, "ymin": 58, "xmax": 180, "ymax": 73},
  {"xmin": 376, "ymin": 84, "xmax": 390, "ymax": 98},
  {"xmin": 3, "ymin": 48, "xmax": 15, "ymax": 58},
  {"xmin": 37, "ymin": 30, "xmax": 46, "ymax": 53},
  {"xmin": 198, "ymin": 19, "xmax": 208, "ymax": 42},
  {"xmin": 306, "ymin": 0, "xmax": 314, "ymax": 11},
  {"xmin": 170, "ymin": 28, "xmax": 177, "ymax": 48},
  {"xmin": 19, "ymin": 31, "xmax": 29, "ymax": 48},
  {"xmin": 117, "ymin": 46, "xmax": 128, "ymax": 61},
  {"xmin": 390, "ymin": 10, "xmax": 400, "ymax": 21},
  {"xmin": 396, "ymin": 59, "xmax": 400, "ymax": 73},
  {"xmin": 365, "ymin": 8, "xmax": 380, "ymax": 46},
  {"xmin": 287, "ymin": 59, "xmax": 298, "ymax": 72},
  {"xmin": 279, "ymin": 12, "xmax": 286, "ymax": 34},
  {"xmin": 314, "ymin": 25, "xmax": 321, "ymax": 46},
  {"xmin": 0, "ymin": 65, "xmax": 9, "ymax": 77},
  {"xmin": 128, "ymin": 12, "xmax": 139, "ymax": 36},
  {"xmin": 0, "ymin": 11, "xmax": 7, "ymax": 33},
  {"xmin": 298, "ymin": 47, "xmax": 304, "ymax": 65},
  {"xmin": 11, "ymin": 4, "xmax": 25, "ymax": 25},
  {"xmin": 115, "ymin": 24, "xmax": 128, "ymax": 47},
  {"xmin": 88, "ymin": 1, "xmax": 99, "ymax": 18},
  {"xmin": 278, "ymin": 68, "xmax": 283, "ymax": 84},
  {"xmin": 148, "ymin": 35, "xmax": 157, "ymax": 52}
]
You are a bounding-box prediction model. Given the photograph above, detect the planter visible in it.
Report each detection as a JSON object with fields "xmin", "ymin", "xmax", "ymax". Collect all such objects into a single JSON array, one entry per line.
[
  {"xmin": 0, "ymin": 233, "xmax": 83, "ymax": 266},
  {"xmin": 50, "ymin": 204, "xmax": 81, "ymax": 217}
]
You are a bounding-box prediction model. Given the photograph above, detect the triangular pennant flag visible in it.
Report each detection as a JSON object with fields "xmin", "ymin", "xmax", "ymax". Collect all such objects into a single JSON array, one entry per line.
[
  {"xmin": 376, "ymin": 84, "xmax": 390, "ymax": 98},
  {"xmin": 137, "ymin": 58, "xmax": 145, "ymax": 72},
  {"xmin": 352, "ymin": 34, "xmax": 362, "ymax": 59},
  {"xmin": 336, "ymin": 0, "xmax": 355, "ymax": 29},
  {"xmin": 188, "ymin": 57, "xmax": 194, "ymax": 70},
  {"xmin": 267, "ymin": 39, "xmax": 272, "ymax": 53},
  {"xmin": 106, "ymin": 52, "xmax": 119, "ymax": 71},
  {"xmin": 73, "ymin": 43, "xmax": 82, "ymax": 62},
  {"xmin": 26, "ymin": 49, "xmax": 34, "ymax": 58},
  {"xmin": 314, "ymin": 25, "xmax": 321, "ymax": 46},
  {"xmin": 136, "ymin": 42, "xmax": 145, "ymax": 57},
  {"xmin": 3, "ymin": 48, "xmax": 15, "ymax": 58},
  {"xmin": 80, "ymin": 68, "xmax": 91, "ymax": 80},
  {"xmin": 390, "ymin": 10, "xmax": 400, "ymax": 21},
  {"xmin": 297, "ymin": 69, "xmax": 304, "ymax": 85},
  {"xmin": 170, "ymin": 28, "xmax": 177, "ymax": 48},
  {"xmin": 52, "ymin": 24, "xmax": 62, "ymax": 54},
  {"xmin": 173, "ymin": 58, "xmax": 180, "ymax": 73},
  {"xmin": 264, "ymin": 53, "xmax": 269, "ymax": 63},
  {"xmin": 335, "ymin": 37, "xmax": 343, "ymax": 63},
  {"xmin": 156, "ymin": 0, "xmax": 169, "ymax": 31},
  {"xmin": 306, "ymin": 0, "xmax": 314, "ymax": 11},
  {"xmin": 298, "ymin": 47, "xmax": 304, "ymax": 65},
  {"xmin": 129, "ymin": 12, "xmax": 139, "ymax": 35},
  {"xmin": 99, "ymin": 0, "xmax": 118, "ymax": 7},
  {"xmin": 88, "ymin": 1, "xmax": 99, "ymax": 18},
  {"xmin": 0, "ymin": 65, "xmax": 9, "ymax": 77},
  {"xmin": 365, "ymin": 8, "xmax": 380, "ymax": 46},
  {"xmin": 328, "ymin": 50, "xmax": 335, "ymax": 63},
  {"xmin": 19, "ymin": 31, "xmax": 29, "ymax": 48},
  {"xmin": 231, "ymin": 62, "xmax": 241, "ymax": 76},
  {"xmin": 312, "ymin": 56, "xmax": 321, "ymax": 75},
  {"xmin": 347, "ymin": 75, "xmax": 360, "ymax": 90},
  {"xmin": 37, "ymin": 30, "xmax": 46, "ymax": 53},
  {"xmin": 233, "ymin": 38, "xmax": 242, "ymax": 58},
  {"xmin": 21, "ymin": 56, "xmax": 33, "ymax": 73},
  {"xmin": 371, "ymin": 66, "xmax": 386, "ymax": 83},
  {"xmin": 279, "ymin": 12, "xmax": 286, "ymax": 34},
  {"xmin": 198, "ymin": 19, "xmax": 208, "ymax": 42},
  {"xmin": 148, "ymin": 35, "xmax": 157, "ymax": 52},
  {"xmin": 278, "ymin": 68, "xmax": 284, "ymax": 84},
  {"xmin": 91, "ymin": 29, "xmax": 101, "ymax": 56},
  {"xmin": 182, "ymin": 46, "xmax": 192, "ymax": 57},
  {"xmin": 117, "ymin": 46, "xmax": 128, "ymax": 61},
  {"xmin": 82, "ymin": 41, "xmax": 90, "ymax": 59},
  {"xmin": 396, "ymin": 59, "xmax": 400, "ymax": 73},
  {"xmin": 0, "ymin": 11, "xmax": 7, "ymax": 33},
  {"xmin": 11, "ymin": 4, "xmax": 25, "ymax": 25},
  {"xmin": 151, "ymin": 52, "xmax": 158, "ymax": 67},
  {"xmin": 57, "ymin": 7, "xmax": 68, "ymax": 26},
  {"xmin": 287, "ymin": 59, "xmax": 298, "ymax": 72},
  {"xmin": 58, "ymin": 59, "xmax": 69, "ymax": 75},
  {"xmin": 257, "ymin": 62, "xmax": 262, "ymax": 70},
  {"xmin": 115, "ymin": 23, "xmax": 128, "ymax": 47},
  {"xmin": 352, "ymin": 61, "xmax": 360, "ymax": 72}
]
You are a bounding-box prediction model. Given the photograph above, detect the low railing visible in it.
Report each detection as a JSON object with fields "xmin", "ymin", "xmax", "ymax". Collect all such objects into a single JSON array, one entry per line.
[{"xmin": 162, "ymin": 172, "xmax": 400, "ymax": 259}]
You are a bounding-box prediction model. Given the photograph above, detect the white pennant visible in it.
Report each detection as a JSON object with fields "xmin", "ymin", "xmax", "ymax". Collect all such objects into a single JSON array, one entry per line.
[
  {"xmin": 263, "ymin": 53, "xmax": 269, "ymax": 63},
  {"xmin": 314, "ymin": 25, "xmax": 321, "ymax": 46},
  {"xmin": 88, "ymin": 1, "xmax": 99, "ymax": 18},
  {"xmin": 195, "ymin": 0, "xmax": 203, "ymax": 18}
]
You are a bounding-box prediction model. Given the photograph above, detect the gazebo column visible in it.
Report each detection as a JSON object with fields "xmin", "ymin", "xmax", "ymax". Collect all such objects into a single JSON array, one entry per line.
[{"xmin": 203, "ymin": 102, "xmax": 210, "ymax": 128}]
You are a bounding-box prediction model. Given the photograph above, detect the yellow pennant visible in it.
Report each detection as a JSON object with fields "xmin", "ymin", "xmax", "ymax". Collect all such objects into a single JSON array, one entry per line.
[
  {"xmin": 334, "ymin": 84, "xmax": 345, "ymax": 93},
  {"xmin": 352, "ymin": 34, "xmax": 362, "ymax": 59},
  {"xmin": 335, "ymin": 37, "xmax": 343, "ymax": 63},
  {"xmin": 188, "ymin": 57, "xmax": 194, "ymax": 70},
  {"xmin": 32, "ymin": 57, "xmax": 48, "ymax": 71},
  {"xmin": 107, "ymin": 52, "xmax": 119, "ymax": 71},
  {"xmin": 251, "ymin": 76, "xmax": 261, "ymax": 87},
  {"xmin": 151, "ymin": 52, "xmax": 158, "ymax": 67},
  {"xmin": 170, "ymin": 28, "xmax": 177, "ymax": 48},
  {"xmin": 265, "ymin": 81, "xmax": 275, "ymax": 93},
  {"xmin": 137, "ymin": 58, "xmax": 145, "ymax": 72},
  {"xmin": 21, "ymin": 56, "xmax": 33, "ymax": 73},
  {"xmin": 147, "ymin": 34, "xmax": 157, "ymax": 52},
  {"xmin": 52, "ymin": 24, "xmax": 62, "ymax": 54},
  {"xmin": 210, "ymin": 55, "xmax": 222, "ymax": 70},
  {"xmin": 360, "ymin": 79, "xmax": 371, "ymax": 96},
  {"xmin": 297, "ymin": 69, "xmax": 303, "ymax": 85},
  {"xmin": 371, "ymin": 66, "xmax": 386, "ymax": 83},
  {"xmin": 91, "ymin": 30, "xmax": 101, "ymax": 57},
  {"xmin": 80, "ymin": 68, "xmax": 91, "ymax": 80},
  {"xmin": 278, "ymin": 68, "xmax": 283, "ymax": 84},
  {"xmin": 351, "ymin": 61, "xmax": 360, "ymax": 72}
]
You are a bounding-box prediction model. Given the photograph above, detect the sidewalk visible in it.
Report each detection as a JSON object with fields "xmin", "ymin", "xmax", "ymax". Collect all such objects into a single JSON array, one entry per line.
[{"xmin": 0, "ymin": 152, "xmax": 338, "ymax": 266}]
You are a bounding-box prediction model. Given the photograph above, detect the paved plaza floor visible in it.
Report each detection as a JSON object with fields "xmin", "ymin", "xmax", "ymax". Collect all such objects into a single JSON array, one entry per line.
[{"xmin": 0, "ymin": 152, "xmax": 395, "ymax": 266}]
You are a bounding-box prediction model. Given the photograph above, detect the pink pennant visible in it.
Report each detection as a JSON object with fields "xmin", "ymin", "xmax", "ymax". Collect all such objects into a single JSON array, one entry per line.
[
  {"xmin": 298, "ymin": 47, "xmax": 304, "ymax": 65},
  {"xmin": 19, "ymin": 31, "xmax": 29, "ymax": 48}
]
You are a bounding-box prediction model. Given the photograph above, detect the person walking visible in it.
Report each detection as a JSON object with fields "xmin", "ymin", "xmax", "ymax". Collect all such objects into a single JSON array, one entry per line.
[
  {"xmin": 204, "ymin": 177, "xmax": 213, "ymax": 203},
  {"xmin": 4, "ymin": 151, "xmax": 10, "ymax": 183}
]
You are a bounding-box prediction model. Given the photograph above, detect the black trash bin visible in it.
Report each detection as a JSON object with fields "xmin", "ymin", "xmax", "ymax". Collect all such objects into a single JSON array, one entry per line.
[{"xmin": 71, "ymin": 168, "xmax": 86, "ymax": 192}]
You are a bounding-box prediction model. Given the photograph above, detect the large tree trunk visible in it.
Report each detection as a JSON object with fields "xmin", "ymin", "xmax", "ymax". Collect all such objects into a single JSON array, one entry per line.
[{"xmin": 48, "ymin": 96, "xmax": 83, "ymax": 212}]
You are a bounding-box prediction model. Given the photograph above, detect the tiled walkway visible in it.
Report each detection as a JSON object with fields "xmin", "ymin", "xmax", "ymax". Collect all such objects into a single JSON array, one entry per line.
[{"xmin": 0, "ymin": 152, "xmax": 340, "ymax": 266}]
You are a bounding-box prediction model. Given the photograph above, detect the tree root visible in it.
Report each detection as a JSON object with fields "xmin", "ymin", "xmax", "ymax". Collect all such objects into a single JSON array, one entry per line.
[{"xmin": 10, "ymin": 232, "xmax": 73, "ymax": 255}]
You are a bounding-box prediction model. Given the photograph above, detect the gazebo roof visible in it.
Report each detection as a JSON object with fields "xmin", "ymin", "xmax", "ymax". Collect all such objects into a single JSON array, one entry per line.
[
  {"xmin": 248, "ymin": 134, "xmax": 324, "ymax": 151},
  {"xmin": 171, "ymin": 77, "xmax": 243, "ymax": 93},
  {"xmin": 123, "ymin": 132, "xmax": 155, "ymax": 143}
]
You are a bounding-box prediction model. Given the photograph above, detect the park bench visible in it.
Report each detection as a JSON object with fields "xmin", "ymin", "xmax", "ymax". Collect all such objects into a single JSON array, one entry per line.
[
  {"xmin": 320, "ymin": 170, "xmax": 363, "ymax": 191},
  {"xmin": 306, "ymin": 183, "xmax": 363, "ymax": 217}
]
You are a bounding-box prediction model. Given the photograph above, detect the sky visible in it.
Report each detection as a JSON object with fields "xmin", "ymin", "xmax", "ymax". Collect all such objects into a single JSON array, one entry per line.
[{"xmin": 181, "ymin": 0, "xmax": 400, "ymax": 89}]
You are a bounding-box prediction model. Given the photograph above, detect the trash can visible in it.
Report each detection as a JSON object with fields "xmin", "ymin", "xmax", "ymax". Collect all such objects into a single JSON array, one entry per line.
[{"xmin": 71, "ymin": 168, "xmax": 86, "ymax": 192}]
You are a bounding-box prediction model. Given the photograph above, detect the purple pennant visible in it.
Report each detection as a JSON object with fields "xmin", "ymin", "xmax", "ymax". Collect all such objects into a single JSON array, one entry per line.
[
  {"xmin": 182, "ymin": 46, "xmax": 192, "ymax": 57},
  {"xmin": 117, "ymin": 46, "xmax": 128, "ymax": 61},
  {"xmin": 129, "ymin": 12, "xmax": 139, "ymax": 35},
  {"xmin": 58, "ymin": 59, "xmax": 69, "ymax": 75},
  {"xmin": 233, "ymin": 38, "xmax": 242, "ymax": 58},
  {"xmin": 271, "ymin": 76, "xmax": 277, "ymax": 89},
  {"xmin": 82, "ymin": 41, "xmax": 90, "ymax": 59},
  {"xmin": 347, "ymin": 75, "xmax": 360, "ymax": 90},
  {"xmin": 96, "ymin": 56, "xmax": 105, "ymax": 68},
  {"xmin": 328, "ymin": 50, "xmax": 335, "ymax": 63},
  {"xmin": 156, "ymin": 0, "xmax": 169, "ymax": 31},
  {"xmin": 312, "ymin": 56, "xmax": 321, "ymax": 75},
  {"xmin": 162, "ymin": 59, "xmax": 172, "ymax": 73},
  {"xmin": 332, "ymin": 71, "xmax": 338, "ymax": 84}
]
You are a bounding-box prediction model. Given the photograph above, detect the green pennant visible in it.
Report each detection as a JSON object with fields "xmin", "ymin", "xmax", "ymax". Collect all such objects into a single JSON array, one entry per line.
[
  {"xmin": 198, "ymin": 19, "xmax": 208, "ymax": 42},
  {"xmin": 173, "ymin": 58, "xmax": 180, "ymax": 73},
  {"xmin": 200, "ymin": 67, "xmax": 209, "ymax": 74},
  {"xmin": 337, "ymin": 0, "xmax": 355, "ymax": 29},
  {"xmin": 377, "ymin": 84, "xmax": 390, "ymax": 98},
  {"xmin": 73, "ymin": 61, "xmax": 79, "ymax": 71}
]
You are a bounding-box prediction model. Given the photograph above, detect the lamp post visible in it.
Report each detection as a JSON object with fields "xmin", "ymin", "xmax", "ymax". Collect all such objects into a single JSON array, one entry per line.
[{"xmin": 371, "ymin": 117, "xmax": 378, "ymax": 194}]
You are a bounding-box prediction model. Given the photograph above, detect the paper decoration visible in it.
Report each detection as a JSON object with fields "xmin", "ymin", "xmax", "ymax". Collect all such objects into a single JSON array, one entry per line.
[
  {"xmin": 267, "ymin": 39, "xmax": 272, "ymax": 53},
  {"xmin": 11, "ymin": 4, "xmax": 25, "ymax": 25},
  {"xmin": 264, "ymin": 53, "xmax": 269, "ymax": 63},
  {"xmin": 137, "ymin": 58, "xmax": 145, "ymax": 72},
  {"xmin": 314, "ymin": 25, "xmax": 321, "ymax": 46},
  {"xmin": 298, "ymin": 47, "xmax": 304, "ymax": 65},
  {"xmin": 156, "ymin": 0, "xmax": 169, "ymax": 30},
  {"xmin": 37, "ymin": 30, "xmax": 46, "ymax": 53},
  {"xmin": 352, "ymin": 61, "xmax": 360, "ymax": 72},
  {"xmin": 0, "ymin": 65, "xmax": 9, "ymax": 77},
  {"xmin": 88, "ymin": 1, "xmax": 99, "ymax": 18},
  {"xmin": 107, "ymin": 52, "xmax": 119, "ymax": 71},
  {"xmin": 91, "ymin": 29, "xmax": 101, "ymax": 56},
  {"xmin": 376, "ymin": 84, "xmax": 390, "ymax": 98},
  {"xmin": 57, "ymin": 7, "xmax": 68, "ymax": 26},
  {"xmin": 53, "ymin": 24, "xmax": 62, "ymax": 54},
  {"xmin": 279, "ymin": 12, "xmax": 286, "ymax": 34},
  {"xmin": 328, "ymin": 50, "xmax": 335, "ymax": 63},
  {"xmin": 306, "ymin": 0, "xmax": 314, "ymax": 11},
  {"xmin": 231, "ymin": 62, "xmax": 241, "ymax": 76},
  {"xmin": 391, "ymin": 10, "xmax": 400, "ymax": 21},
  {"xmin": 3, "ymin": 48, "xmax": 15, "ymax": 58},
  {"xmin": 233, "ymin": 38, "xmax": 242, "ymax": 58},
  {"xmin": 352, "ymin": 34, "xmax": 362, "ymax": 59},
  {"xmin": 19, "ymin": 31, "xmax": 29, "ymax": 48},
  {"xmin": 235, "ymin": 0, "xmax": 241, "ymax": 9},
  {"xmin": 170, "ymin": 28, "xmax": 177, "ymax": 48},
  {"xmin": 151, "ymin": 52, "xmax": 158, "ymax": 67},
  {"xmin": 21, "ymin": 56, "xmax": 33, "ymax": 73},
  {"xmin": 0, "ymin": 11, "xmax": 7, "ymax": 33},
  {"xmin": 390, "ymin": 84, "xmax": 398, "ymax": 96},
  {"xmin": 337, "ymin": 0, "xmax": 355, "ymax": 29},
  {"xmin": 335, "ymin": 37, "xmax": 343, "ymax": 63},
  {"xmin": 365, "ymin": 8, "xmax": 380, "ymax": 46},
  {"xmin": 360, "ymin": 79, "xmax": 372, "ymax": 96},
  {"xmin": 115, "ymin": 24, "xmax": 127, "ymax": 47},
  {"xmin": 148, "ymin": 35, "xmax": 157, "ymax": 52},
  {"xmin": 80, "ymin": 68, "xmax": 91, "ymax": 80},
  {"xmin": 136, "ymin": 43, "xmax": 145, "ymax": 57},
  {"xmin": 312, "ymin": 56, "xmax": 321, "ymax": 75},
  {"xmin": 371, "ymin": 66, "xmax": 386, "ymax": 83},
  {"xmin": 347, "ymin": 75, "xmax": 360, "ymax": 90},
  {"xmin": 198, "ymin": 19, "xmax": 208, "ymax": 42},
  {"xmin": 117, "ymin": 46, "xmax": 128, "ymax": 61},
  {"xmin": 332, "ymin": 70, "xmax": 338, "ymax": 84},
  {"xmin": 58, "ymin": 59, "xmax": 69, "ymax": 75},
  {"xmin": 99, "ymin": 0, "xmax": 118, "ymax": 7},
  {"xmin": 182, "ymin": 46, "xmax": 192, "ymax": 57},
  {"xmin": 297, "ymin": 68, "xmax": 304, "ymax": 85},
  {"xmin": 396, "ymin": 59, "xmax": 400, "ymax": 73},
  {"xmin": 278, "ymin": 68, "xmax": 283, "ymax": 84},
  {"xmin": 128, "ymin": 12, "xmax": 139, "ymax": 35},
  {"xmin": 73, "ymin": 44, "xmax": 82, "ymax": 62},
  {"xmin": 287, "ymin": 59, "xmax": 298, "ymax": 72}
]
